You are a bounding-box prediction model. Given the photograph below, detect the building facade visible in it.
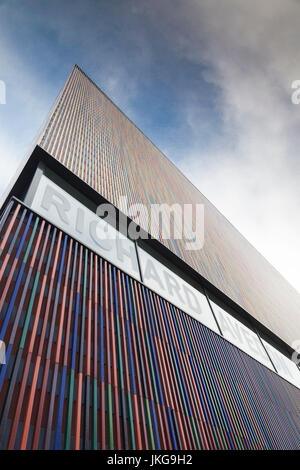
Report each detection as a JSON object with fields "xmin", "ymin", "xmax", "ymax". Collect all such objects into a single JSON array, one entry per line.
[{"xmin": 0, "ymin": 65, "xmax": 299, "ymax": 450}]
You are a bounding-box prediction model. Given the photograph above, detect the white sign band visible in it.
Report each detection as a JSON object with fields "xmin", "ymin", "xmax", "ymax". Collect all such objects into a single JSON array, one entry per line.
[{"xmin": 30, "ymin": 175, "xmax": 141, "ymax": 280}]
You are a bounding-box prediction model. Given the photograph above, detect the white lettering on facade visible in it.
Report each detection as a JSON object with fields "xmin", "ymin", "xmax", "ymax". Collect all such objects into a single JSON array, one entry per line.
[
  {"xmin": 30, "ymin": 176, "xmax": 140, "ymax": 279},
  {"xmin": 213, "ymin": 304, "xmax": 272, "ymax": 368},
  {"xmin": 138, "ymin": 248, "xmax": 219, "ymax": 333}
]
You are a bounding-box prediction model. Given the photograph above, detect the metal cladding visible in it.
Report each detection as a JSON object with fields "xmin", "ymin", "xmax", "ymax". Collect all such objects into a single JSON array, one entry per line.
[
  {"xmin": 0, "ymin": 201, "xmax": 299, "ymax": 450},
  {"xmin": 37, "ymin": 65, "xmax": 300, "ymax": 349}
]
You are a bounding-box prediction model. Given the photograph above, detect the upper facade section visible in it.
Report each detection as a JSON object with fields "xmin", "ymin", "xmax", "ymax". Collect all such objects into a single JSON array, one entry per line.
[{"xmin": 38, "ymin": 65, "xmax": 300, "ymax": 348}]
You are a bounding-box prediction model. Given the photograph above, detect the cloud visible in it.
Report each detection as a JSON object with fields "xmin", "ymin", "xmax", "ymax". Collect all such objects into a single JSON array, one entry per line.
[
  {"xmin": 0, "ymin": 0, "xmax": 152, "ymax": 190},
  {"xmin": 137, "ymin": 0, "xmax": 300, "ymax": 292},
  {"xmin": 1, "ymin": 0, "xmax": 300, "ymax": 294},
  {"xmin": 0, "ymin": 2, "xmax": 59, "ymax": 196}
]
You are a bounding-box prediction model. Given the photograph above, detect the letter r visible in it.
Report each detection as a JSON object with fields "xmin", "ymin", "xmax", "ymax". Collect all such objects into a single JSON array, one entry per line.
[{"xmin": 41, "ymin": 185, "xmax": 71, "ymax": 224}]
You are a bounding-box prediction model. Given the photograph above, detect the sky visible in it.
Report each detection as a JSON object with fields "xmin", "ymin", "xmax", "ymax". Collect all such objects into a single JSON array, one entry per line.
[{"xmin": 0, "ymin": 0, "xmax": 300, "ymax": 292}]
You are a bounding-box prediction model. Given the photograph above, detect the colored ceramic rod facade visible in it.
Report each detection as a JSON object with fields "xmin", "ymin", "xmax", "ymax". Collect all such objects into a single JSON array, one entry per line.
[
  {"xmin": 37, "ymin": 66, "xmax": 300, "ymax": 349},
  {"xmin": 0, "ymin": 200, "xmax": 299, "ymax": 450}
]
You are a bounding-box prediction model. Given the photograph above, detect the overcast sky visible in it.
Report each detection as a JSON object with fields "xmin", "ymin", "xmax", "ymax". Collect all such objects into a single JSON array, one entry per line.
[{"xmin": 1, "ymin": 0, "xmax": 300, "ymax": 293}]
